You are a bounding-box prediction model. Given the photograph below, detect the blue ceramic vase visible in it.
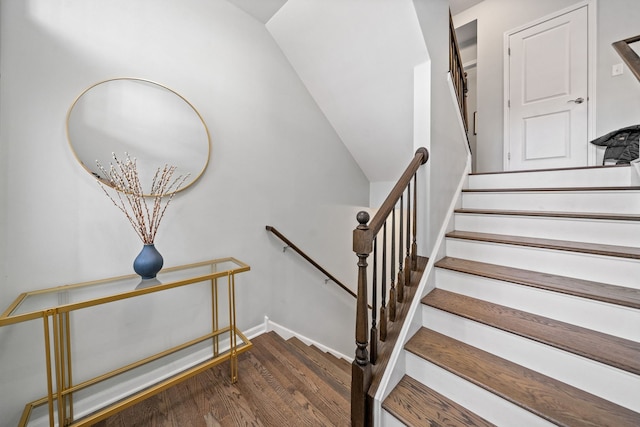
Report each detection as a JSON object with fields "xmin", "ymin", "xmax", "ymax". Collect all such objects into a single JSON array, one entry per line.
[{"xmin": 133, "ymin": 244, "xmax": 164, "ymax": 279}]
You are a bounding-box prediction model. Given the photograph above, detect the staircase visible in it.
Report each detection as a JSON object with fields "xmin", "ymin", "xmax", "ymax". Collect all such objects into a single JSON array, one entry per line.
[{"xmin": 382, "ymin": 165, "xmax": 640, "ymax": 426}]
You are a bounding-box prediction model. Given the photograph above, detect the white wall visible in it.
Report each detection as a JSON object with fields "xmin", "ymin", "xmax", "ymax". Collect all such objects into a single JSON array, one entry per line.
[
  {"xmin": 0, "ymin": 1, "xmax": 369, "ymax": 425},
  {"xmin": 595, "ymin": 0, "xmax": 640, "ymax": 136},
  {"xmin": 454, "ymin": 0, "xmax": 640, "ymax": 173},
  {"xmin": 266, "ymin": 0, "xmax": 429, "ymax": 185}
]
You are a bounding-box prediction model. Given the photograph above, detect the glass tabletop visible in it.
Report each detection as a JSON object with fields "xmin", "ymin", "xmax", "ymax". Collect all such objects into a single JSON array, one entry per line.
[{"xmin": 0, "ymin": 257, "xmax": 249, "ymax": 323}]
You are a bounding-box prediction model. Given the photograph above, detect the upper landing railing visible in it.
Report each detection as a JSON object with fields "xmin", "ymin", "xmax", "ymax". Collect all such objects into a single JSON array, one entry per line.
[{"xmin": 449, "ymin": 11, "xmax": 469, "ymax": 132}]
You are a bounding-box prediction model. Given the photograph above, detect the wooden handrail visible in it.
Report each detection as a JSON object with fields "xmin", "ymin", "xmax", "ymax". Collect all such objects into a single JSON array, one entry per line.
[
  {"xmin": 613, "ymin": 35, "xmax": 640, "ymax": 83},
  {"xmin": 353, "ymin": 148, "xmax": 429, "ymax": 254},
  {"xmin": 351, "ymin": 147, "xmax": 429, "ymax": 427},
  {"xmin": 266, "ymin": 225, "xmax": 358, "ymax": 301}
]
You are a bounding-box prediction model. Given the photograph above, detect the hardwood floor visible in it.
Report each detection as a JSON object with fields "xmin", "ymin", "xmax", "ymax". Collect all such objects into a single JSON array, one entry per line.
[{"xmin": 92, "ymin": 332, "xmax": 351, "ymax": 427}]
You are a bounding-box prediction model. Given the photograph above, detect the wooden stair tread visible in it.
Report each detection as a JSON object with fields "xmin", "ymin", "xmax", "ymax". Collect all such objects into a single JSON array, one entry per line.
[
  {"xmin": 446, "ymin": 230, "xmax": 640, "ymax": 260},
  {"xmin": 455, "ymin": 208, "xmax": 640, "ymax": 222},
  {"xmin": 286, "ymin": 337, "xmax": 351, "ymax": 388},
  {"xmin": 435, "ymin": 257, "xmax": 640, "ymax": 309},
  {"xmin": 462, "ymin": 186, "xmax": 640, "ymax": 193},
  {"xmin": 422, "ymin": 288, "xmax": 640, "ymax": 375},
  {"xmin": 406, "ymin": 328, "xmax": 640, "ymax": 427},
  {"xmin": 383, "ymin": 375, "xmax": 495, "ymax": 427},
  {"xmin": 254, "ymin": 332, "xmax": 350, "ymax": 425},
  {"xmin": 310, "ymin": 344, "xmax": 351, "ymax": 375},
  {"xmin": 265, "ymin": 332, "xmax": 350, "ymax": 401}
]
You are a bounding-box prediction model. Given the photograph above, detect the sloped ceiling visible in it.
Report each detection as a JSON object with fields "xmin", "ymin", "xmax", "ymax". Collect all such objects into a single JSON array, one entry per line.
[
  {"xmin": 226, "ymin": 0, "xmax": 287, "ymax": 24},
  {"xmin": 266, "ymin": 0, "xmax": 429, "ymax": 182},
  {"xmin": 227, "ymin": 0, "xmax": 477, "ymax": 182}
]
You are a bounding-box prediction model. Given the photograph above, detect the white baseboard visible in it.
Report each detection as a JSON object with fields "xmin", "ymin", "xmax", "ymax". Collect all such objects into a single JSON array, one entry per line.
[{"xmin": 264, "ymin": 316, "xmax": 353, "ymax": 362}]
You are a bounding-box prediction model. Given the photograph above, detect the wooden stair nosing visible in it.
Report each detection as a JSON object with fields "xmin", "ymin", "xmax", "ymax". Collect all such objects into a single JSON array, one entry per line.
[
  {"xmin": 229, "ymin": 351, "xmax": 309, "ymax": 426},
  {"xmin": 405, "ymin": 328, "xmax": 640, "ymax": 427},
  {"xmin": 382, "ymin": 375, "xmax": 496, "ymax": 427},
  {"xmin": 462, "ymin": 185, "xmax": 640, "ymax": 193},
  {"xmin": 435, "ymin": 256, "xmax": 640, "ymax": 309},
  {"xmin": 422, "ymin": 288, "xmax": 640, "ymax": 375},
  {"xmin": 455, "ymin": 208, "xmax": 640, "ymax": 222},
  {"xmin": 446, "ymin": 230, "xmax": 640, "ymax": 260}
]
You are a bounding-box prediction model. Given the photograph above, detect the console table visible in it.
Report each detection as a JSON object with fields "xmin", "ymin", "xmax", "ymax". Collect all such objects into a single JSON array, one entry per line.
[{"xmin": 0, "ymin": 257, "xmax": 251, "ymax": 427}]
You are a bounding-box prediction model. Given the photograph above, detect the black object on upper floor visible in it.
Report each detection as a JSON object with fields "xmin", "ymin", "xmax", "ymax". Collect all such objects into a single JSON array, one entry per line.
[{"xmin": 590, "ymin": 124, "xmax": 640, "ymax": 164}]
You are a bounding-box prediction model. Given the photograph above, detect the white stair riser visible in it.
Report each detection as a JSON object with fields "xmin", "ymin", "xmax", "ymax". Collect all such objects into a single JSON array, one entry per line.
[
  {"xmin": 454, "ymin": 213, "xmax": 640, "ymax": 247},
  {"xmin": 445, "ymin": 238, "xmax": 640, "ymax": 289},
  {"xmin": 467, "ymin": 167, "xmax": 632, "ymax": 190},
  {"xmin": 421, "ymin": 306, "xmax": 640, "ymax": 412},
  {"xmin": 404, "ymin": 352, "xmax": 555, "ymax": 427},
  {"xmin": 461, "ymin": 190, "xmax": 640, "ymax": 214},
  {"xmin": 435, "ymin": 268, "xmax": 640, "ymax": 341}
]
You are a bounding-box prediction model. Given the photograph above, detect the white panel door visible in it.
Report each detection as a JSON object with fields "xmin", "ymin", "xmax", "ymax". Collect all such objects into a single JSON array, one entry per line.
[{"xmin": 507, "ymin": 6, "xmax": 588, "ymax": 171}]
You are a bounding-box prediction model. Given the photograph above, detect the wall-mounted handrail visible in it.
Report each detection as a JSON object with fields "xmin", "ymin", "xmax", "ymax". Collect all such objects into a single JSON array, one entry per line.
[
  {"xmin": 613, "ymin": 35, "xmax": 640, "ymax": 83},
  {"xmin": 351, "ymin": 147, "xmax": 429, "ymax": 427},
  {"xmin": 266, "ymin": 225, "xmax": 358, "ymax": 301}
]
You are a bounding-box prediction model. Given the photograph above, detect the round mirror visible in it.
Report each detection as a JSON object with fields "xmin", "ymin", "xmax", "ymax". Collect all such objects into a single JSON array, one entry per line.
[{"xmin": 66, "ymin": 78, "xmax": 210, "ymax": 193}]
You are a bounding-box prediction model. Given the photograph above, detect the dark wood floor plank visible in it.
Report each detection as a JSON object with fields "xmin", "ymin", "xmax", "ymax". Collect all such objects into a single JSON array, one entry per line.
[
  {"xmin": 163, "ymin": 377, "xmax": 206, "ymax": 427},
  {"xmin": 423, "ymin": 288, "xmax": 640, "ymax": 375},
  {"xmin": 446, "ymin": 230, "xmax": 640, "ymax": 260},
  {"xmin": 383, "ymin": 375, "xmax": 495, "ymax": 427},
  {"xmin": 435, "ymin": 257, "xmax": 640, "ymax": 309},
  {"xmin": 247, "ymin": 340, "xmax": 337, "ymax": 426},
  {"xmin": 95, "ymin": 387, "xmax": 178, "ymax": 427},
  {"xmin": 231, "ymin": 352, "xmax": 302, "ymax": 426},
  {"xmin": 406, "ymin": 328, "xmax": 640, "ymax": 427},
  {"xmin": 202, "ymin": 362, "xmax": 264, "ymax": 427}
]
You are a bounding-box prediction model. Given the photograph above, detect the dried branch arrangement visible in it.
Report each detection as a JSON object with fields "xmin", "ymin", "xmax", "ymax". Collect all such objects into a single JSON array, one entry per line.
[{"xmin": 96, "ymin": 153, "xmax": 189, "ymax": 244}]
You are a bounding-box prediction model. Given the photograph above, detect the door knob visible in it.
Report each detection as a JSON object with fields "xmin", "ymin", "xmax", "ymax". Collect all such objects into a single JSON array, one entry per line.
[{"xmin": 568, "ymin": 97, "xmax": 585, "ymax": 104}]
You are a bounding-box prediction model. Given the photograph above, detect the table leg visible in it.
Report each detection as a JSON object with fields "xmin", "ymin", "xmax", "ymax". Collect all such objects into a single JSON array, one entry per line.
[
  {"xmin": 42, "ymin": 313, "xmax": 55, "ymax": 427},
  {"xmin": 212, "ymin": 278, "xmax": 219, "ymax": 357},
  {"xmin": 228, "ymin": 273, "xmax": 238, "ymax": 383}
]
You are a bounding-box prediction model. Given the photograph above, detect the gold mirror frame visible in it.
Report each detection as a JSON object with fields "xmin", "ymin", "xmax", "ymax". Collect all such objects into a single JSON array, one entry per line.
[{"xmin": 66, "ymin": 78, "xmax": 211, "ymax": 194}]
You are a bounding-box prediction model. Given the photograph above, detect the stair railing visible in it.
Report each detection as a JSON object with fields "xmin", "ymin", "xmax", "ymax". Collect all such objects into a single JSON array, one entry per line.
[
  {"xmin": 351, "ymin": 147, "xmax": 429, "ymax": 427},
  {"xmin": 266, "ymin": 225, "xmax": 358, "ymax": 301},
  {"xmin": 449, "ymin": 11, "xmax": 469, "ymax": 131},
  {"xmin": 613, "ymin": 34, "xmax": 640, "ymax": 82}
]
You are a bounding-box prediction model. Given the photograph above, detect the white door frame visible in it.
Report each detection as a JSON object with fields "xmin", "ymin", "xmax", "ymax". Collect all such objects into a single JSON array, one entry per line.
[{"xmin": 503, "ymin": 0, "xmax": 597, "ymax": 170}]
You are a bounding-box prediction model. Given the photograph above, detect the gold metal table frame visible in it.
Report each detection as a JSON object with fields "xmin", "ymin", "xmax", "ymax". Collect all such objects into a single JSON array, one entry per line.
[{"xmin": 0, "ymin": 257, "xmax": 251, "ymax": 427}]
